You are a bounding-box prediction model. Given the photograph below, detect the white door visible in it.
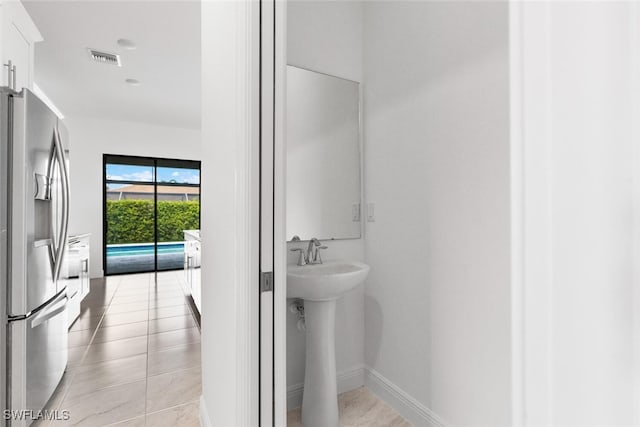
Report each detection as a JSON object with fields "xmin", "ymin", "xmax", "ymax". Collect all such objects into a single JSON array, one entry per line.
[
  {"xmin": 260, "ymin": 0, "xmax": 275, "ymax": 424},
  {"xmin": 260, "ymin": 1, "xmax": 287, "ymax": 424}
]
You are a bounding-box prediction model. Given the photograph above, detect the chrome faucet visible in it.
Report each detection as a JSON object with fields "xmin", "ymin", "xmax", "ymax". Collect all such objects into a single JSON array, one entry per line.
[
  {"xmin": 307, "ymin": 238, "xmax": 320, "ymax": 263},
  {"xmin": 290, "ymin": 237, "xmax": 328, "ymax": 266}
]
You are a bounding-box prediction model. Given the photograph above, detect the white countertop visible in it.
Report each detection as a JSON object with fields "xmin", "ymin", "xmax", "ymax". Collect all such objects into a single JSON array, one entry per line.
[{"xmin": 183, "ymin": 230, "xmax": 201, "ymax": 241}]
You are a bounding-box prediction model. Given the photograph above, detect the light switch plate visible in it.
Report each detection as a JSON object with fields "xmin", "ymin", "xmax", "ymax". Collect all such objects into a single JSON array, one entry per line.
[
  {"xmin": 367, "ymin": 202, "xmax": 375, "ymax": 222},
  {"xmin": 352, "ymin": 203, "xmax": 361, "ymax": 221}
]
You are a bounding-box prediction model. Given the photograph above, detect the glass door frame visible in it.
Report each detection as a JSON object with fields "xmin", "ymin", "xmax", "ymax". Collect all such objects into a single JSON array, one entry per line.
[{"xmin": 102, "ymin": 154, "xmax": 201, "ymax": 276}]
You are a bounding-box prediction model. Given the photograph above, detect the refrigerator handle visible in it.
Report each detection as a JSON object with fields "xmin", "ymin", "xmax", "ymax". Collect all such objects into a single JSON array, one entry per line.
[
  {"xmin": 30, "ymin": 292, "xmax": 68, "ymax": 329},
  {"xmin": 51, "ymin": 125, "xmax": 70, "ymax": 283}
]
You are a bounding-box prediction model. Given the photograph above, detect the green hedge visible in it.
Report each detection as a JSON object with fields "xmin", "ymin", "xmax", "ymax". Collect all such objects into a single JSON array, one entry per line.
[{"xmin": 106, "ymin": 200, "xmax": 200, "ymax": 244}]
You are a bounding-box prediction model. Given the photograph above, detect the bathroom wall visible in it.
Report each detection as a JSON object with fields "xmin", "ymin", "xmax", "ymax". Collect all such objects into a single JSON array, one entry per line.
[
  {"xmin": 517, "ymin": 2, "xmax": 638, "ymax": 425},
  {"xmin": 286, "ymin": 0, "xmax": 366, "ymax": 406},
  {"xmin": 362, "ymin": 2, "xmax": 512, "ymax": 426},
  {"xmin": 64, "ymin": 115, "xmax": 201, "ymax": 278}
]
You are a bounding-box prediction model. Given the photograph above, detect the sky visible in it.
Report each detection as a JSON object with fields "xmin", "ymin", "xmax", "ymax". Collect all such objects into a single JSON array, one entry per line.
[{"xmin": 106, "ymin": 164, "xmax": 200, "ymax": 185}]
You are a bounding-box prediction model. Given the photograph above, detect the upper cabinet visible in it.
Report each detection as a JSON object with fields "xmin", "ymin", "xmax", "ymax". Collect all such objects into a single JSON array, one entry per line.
[{"xmin": 0, "ymin": 0, "xmax": 42, "ymax": 91}]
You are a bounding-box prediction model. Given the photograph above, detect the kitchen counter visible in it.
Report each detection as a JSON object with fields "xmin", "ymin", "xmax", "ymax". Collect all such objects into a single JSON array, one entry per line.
[
  {"xmin": 183, "ymin": 230, "xmax": 201, "ymax": 314},
  {"xmin": 67, "ymin": 233, "xmax": 91, "ymax": 328},
  {"xmin": 183, "ymin": 229, "xmax": 201, "ymax": 241}
]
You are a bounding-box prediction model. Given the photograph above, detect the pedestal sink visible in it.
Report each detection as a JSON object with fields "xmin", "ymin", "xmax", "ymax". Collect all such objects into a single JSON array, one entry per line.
[{"xmin": 287, "ymin": 260, "xmax": 370, "ymax": 427}]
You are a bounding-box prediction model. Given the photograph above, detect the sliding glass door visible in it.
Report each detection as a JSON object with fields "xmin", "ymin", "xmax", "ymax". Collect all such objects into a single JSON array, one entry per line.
[
  {"xmin": 155, "ymin": 161, "xmax": 201, "ymax": 271},
  {"xmin": 103, "ymin": 155, "xmax": 201, "ymax": 275}
]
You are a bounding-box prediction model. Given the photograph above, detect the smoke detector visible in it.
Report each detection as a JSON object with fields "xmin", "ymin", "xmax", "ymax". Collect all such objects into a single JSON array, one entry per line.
[{"xmin": 87, "ymin": 49, "xmax": 121, "ymax": 67}]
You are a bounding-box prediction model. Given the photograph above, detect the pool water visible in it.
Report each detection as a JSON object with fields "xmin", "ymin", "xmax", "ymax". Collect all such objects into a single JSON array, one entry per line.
[{"xmin": 107, "ymin": 243, "xmax": 184, "ymax": 257}]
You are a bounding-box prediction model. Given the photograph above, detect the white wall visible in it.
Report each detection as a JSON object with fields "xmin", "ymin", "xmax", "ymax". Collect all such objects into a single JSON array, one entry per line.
[
  {"xmin": 515, "ymin": 2, "xmax": 638, "ymax": 425},
  {"xmin": 64, "ymin": 115, "xmax": 201, "ymax": 278},
  {"xmin": 363, "ymin": 2, "xmax": 512, "ymax": 426},
  {"xmin": 200, "ymin": 1, "xmax": 260, "ymax": 425},
  {"xmin": 286, "ymin": 0, "xmax": 366, "ymax": 406}
]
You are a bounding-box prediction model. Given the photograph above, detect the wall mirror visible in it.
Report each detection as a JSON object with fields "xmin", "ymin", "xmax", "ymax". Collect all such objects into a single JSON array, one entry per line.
[{"xmin": 286, "ymin": 65, "xmax": 361, "ymax": 241}]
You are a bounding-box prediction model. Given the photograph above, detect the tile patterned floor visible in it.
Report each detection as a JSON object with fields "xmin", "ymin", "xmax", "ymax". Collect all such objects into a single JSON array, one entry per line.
[
  {"xmin": 39, "ymin": 271, "xmax": 201, "ymax": 427},
  {"xmin": 287, "ymin": 387, "xmax": 412, "ymax": 427}
]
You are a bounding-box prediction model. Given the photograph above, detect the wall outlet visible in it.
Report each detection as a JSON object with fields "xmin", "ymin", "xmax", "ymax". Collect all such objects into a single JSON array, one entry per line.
[{"xmin": 367, "ymin": 202, "xmax": 375, "ymax": 222}]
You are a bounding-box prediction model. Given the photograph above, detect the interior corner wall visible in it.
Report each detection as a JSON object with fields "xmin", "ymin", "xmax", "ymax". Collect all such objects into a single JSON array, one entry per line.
[
  {"xmin": 362, "ymin": 2, "xmax": 511, "ymax": 426},
  {"xmin": 63, "ymin": 115, "xmax": 201, "ymax": 278},
  {"xmin": 285, "ymin": 0, "xmax": 365, "ymax": 403}
]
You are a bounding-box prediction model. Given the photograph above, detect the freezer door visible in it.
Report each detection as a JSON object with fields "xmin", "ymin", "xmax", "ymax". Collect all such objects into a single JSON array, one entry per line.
[
  {"xmin": 9, "ymin": 90, "xmax": 69, "ymax": 316},
  {"xmin": 8, "ymin": 291, "xmax": 68, "ymax": 426}
]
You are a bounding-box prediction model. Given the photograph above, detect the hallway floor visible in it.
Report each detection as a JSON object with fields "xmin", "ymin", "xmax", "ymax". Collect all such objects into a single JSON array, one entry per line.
[{"xmin": 39, "ymin": 271, "xmax": 201, "ymax": 427}]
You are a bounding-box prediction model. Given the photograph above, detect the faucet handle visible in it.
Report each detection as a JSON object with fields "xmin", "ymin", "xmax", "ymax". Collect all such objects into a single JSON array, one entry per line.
[
  {"xmin": 314, "ymin": 246, "xmax": 328, "ymax": 264},
  {"xmin": 290, "ymin": 248, "xmax": 307, "ymax": 266}
]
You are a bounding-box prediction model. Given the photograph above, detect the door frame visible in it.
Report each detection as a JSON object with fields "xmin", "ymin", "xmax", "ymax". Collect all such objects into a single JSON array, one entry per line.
[
  {"xmin": 259, "ymin": 0, "xmax": 287, "ymax": 424},
  {"xmin": 199, "ymin": 1, "xmax": 285, "ymax": 424},
  {"xmin": 273, "ymin": 0, "xmax": 287, "ymax": 424}
]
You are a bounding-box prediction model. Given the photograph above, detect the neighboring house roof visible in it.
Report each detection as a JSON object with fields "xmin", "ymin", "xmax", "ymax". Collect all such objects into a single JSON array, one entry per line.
[{"xmin": 107, "ymin": 184, "xmax": 200, "ymax": 195}]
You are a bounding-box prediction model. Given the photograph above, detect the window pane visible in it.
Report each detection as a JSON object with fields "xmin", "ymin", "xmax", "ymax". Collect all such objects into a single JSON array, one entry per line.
[
  {"xmin": 105, "ymin": 197, "xmax": 155, "ymax": 274},
  {"xmin": 106, "ymin": 163, "xmax": 154, "ymax": 182},
  {"xmin": 156, "ymin": 185, "xmax": 200, "ymax": 271},
  {"xmin": 156, "ymin": 167, "xmax": 200, "ymax": 185}
]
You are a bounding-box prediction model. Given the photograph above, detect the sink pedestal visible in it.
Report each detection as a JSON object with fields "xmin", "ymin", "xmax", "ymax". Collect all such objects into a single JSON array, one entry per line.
[
  {"xmin": 301, "ymin": 299, "xmax": 338, "ymax": 427},
  {"xmin": 287, "ymin": 260, "xmax": 370, "ymax": 427}
]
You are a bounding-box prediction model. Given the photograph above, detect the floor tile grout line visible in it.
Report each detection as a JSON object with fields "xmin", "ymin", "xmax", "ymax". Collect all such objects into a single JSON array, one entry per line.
[
  {"xmin": 54, "ymin": 272, "xmax": 194, "ymax": 426},
  {"xmin": 52, "ymin": 275, "xmax": 124, "ymax": 423},
  {"xmin": 144, "ymin": 398, "xmax": 200, "ymax": 417},
  {"xmin": 67, "ymin": 274, "xmax": 153, "ymax": 426},
  {"xmin": 60, "ymin": 375, "xmax": 149, "ymax": 407},
  {"xmin": 101, "ymin": 414, "xmax": 144, "ymax": 427},
  {"xmin": 144, "ymin": 273, "xmax": 152, "ymax": 427},
  {"xmin": 69, "ymin": 351, "xmax": 148, "ymax": 368},
  {"xmin": 145, "ymin": 363, "xmax": 201, "ymax": 380}
]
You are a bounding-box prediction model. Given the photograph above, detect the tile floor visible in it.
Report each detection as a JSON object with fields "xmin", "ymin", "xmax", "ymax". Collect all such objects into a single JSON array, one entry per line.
[
  {"xmin": 35, "ymin": 271, "xmax": 407, "ymax": 427},
  {"xmin": 287, "ymin": 387, "xmax": 412, "ymax": 427},
  {"xmin": 39, "ymin": 271, "xmax": 201, "ymax": 427}
]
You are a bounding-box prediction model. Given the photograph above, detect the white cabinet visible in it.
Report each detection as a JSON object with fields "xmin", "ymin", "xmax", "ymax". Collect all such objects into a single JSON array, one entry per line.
[
  {"xmin": 183, "ymin": 231, "xmax": 201, "ymax": 313},
  {"xmin": 192, "ymin": 241, "xmax": 201, "ymax": 311},
  {"xmin": 67, "ymin": 235, "xmax": 90, "ymax": 328},
  {"xmin": 0, "ymin": 0, "xmax": 42, "ymax": 91}
]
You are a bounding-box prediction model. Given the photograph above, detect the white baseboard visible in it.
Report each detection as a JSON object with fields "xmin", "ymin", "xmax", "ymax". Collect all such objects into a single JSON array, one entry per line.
[
  {"xmin": 287, "ymin": 365, "xmax": 365, "ymax": 410},
  {"xmin": 199, "ymin": 395, "xmax": 212, "ymax": 427},
  {"xmin": 364, "ymin": 368, "xmax": 448, "ymax": 427}
]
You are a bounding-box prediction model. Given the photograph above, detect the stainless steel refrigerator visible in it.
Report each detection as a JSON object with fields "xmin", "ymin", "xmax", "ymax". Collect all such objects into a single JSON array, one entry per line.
[{"xmin": 0, "ymin": 87, "xmax": 70, "ymax": 426}]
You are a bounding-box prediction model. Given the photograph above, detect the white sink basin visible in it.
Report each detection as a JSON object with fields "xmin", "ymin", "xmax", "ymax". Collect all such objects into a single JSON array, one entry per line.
[{"xmin": 287, "ymin": 260, "xmax": 370, "ymax": 301}]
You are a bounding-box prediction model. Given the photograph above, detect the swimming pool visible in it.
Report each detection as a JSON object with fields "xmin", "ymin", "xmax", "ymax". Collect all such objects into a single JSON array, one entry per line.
[{"xmin": 106, "ymin": 242, "xmax": 184, "ymax": 257}]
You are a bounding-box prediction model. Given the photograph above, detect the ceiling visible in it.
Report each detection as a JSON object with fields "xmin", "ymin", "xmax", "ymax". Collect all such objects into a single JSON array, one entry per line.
[{"xmin": 23, "ymin": 1, "xmax": 201, "ymax": 129}]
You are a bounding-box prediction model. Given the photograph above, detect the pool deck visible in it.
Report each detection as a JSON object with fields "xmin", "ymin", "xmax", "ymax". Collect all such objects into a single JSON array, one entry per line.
[{"xmin": 106, "ymin": 252, "xmax": 184, "ymax": 274}]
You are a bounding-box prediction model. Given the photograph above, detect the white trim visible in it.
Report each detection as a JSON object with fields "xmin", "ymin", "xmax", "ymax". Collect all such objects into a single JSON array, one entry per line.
[
  {"xmin": 630, "ymin": 3, "xmax": 640, "ymax": 425},
  {"xmin": 286, "ymin": 365, "xmax": 365, "ymax": 410},
  {"xmin": 364, "ymin": 368, "xmax": 448, "ymax": 427},
  {"xmin": 513, "ymin": 3, "xmax": 555, "ymax": 425},
  {"xmin": 273, "ymin": 0, "xmax": 288, "ymax": 425},
  {"xmin": 236, "ymin": 0, "xmax": 261, "ymax": 424},
  {"xmin": 199, "ymin": 395, "xmax": 212, "ymax": 427}
]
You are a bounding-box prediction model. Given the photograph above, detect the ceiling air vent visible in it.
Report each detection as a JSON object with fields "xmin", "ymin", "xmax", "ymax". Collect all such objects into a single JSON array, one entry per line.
[{"xmin": 87, "ymin": 49, "xmax": 121, "ymax": 67}]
